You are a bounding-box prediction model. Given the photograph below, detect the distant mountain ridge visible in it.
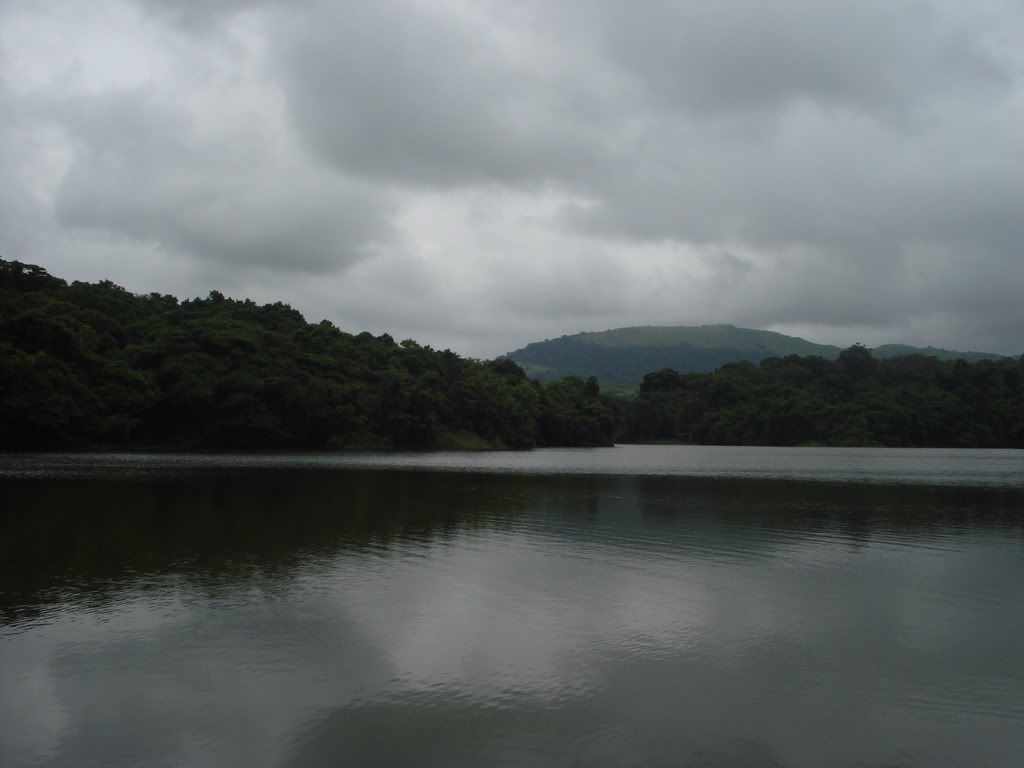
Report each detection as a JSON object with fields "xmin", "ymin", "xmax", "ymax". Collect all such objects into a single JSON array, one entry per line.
[{"xmin": 508, "ymin": 324, "xmax": 1004, "ymax": 392}]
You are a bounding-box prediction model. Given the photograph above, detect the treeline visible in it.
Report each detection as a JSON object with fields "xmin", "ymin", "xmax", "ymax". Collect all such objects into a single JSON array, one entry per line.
[
  {"xmin": 4, "ymin": 258, "xmax": 1022, "ymax": 451},
  {"xmin": 0, "ymin": 259, "xmax": 616, "ymax": 450},
  {"xmin": 621, "ymin": 345, "xmax": 1024, "ymax": 447}
]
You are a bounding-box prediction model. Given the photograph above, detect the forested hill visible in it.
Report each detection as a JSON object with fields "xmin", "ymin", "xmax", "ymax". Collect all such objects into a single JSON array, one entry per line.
[
  {"xmin": 509, "ymin": 324, "xmax": 1004, "ymax": 392},
  {"xmin": 0, "ymin": 258, "xmax": 617, "ymax": 450}
]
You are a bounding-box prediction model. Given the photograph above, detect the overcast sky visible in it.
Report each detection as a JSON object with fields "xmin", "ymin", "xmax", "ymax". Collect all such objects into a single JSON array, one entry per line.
[{"xmin": 2, "ymin": 0, "xmax": 1022, "ymax": 357}]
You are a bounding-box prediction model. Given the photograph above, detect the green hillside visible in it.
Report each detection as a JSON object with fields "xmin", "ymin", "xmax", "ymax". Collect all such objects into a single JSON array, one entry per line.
[
  {"xmin": 572, "ymin": 324, "xmax": 840, "ymax": 354},
  {"xmin": 509, "ymin": 324, "xmax": 1004, "ymax": 392}
]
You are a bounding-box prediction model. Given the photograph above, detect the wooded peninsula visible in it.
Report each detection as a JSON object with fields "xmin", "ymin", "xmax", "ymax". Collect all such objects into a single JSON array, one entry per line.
[{"xmin": 2, "ymin": 257, "xmax": 1022, "ymax": 450}]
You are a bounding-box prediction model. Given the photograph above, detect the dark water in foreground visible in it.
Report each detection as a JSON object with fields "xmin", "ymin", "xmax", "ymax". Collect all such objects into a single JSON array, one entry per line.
[{"xmin": 2, "ymin": 447, "xmax": 1023, "ymax": 767}]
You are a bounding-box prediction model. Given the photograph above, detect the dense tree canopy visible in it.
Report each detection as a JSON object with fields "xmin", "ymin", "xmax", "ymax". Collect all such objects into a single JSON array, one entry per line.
[
  {"xmin": 4, "ymin": 258, "xmax": 1022, "ymax": 450},
  {"xmin": 0, "ymin": 259, "xmax": 616, "ymax": 450},
  {"xmin": 621, "ymin": 346, "xmax": 1024, "ymax": 447}
]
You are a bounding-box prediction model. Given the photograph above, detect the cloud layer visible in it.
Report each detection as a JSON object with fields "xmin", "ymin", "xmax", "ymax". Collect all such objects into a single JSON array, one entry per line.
[{"xmin": 2, "ymin": 0, "xmax": 1023, "ymax": 355}]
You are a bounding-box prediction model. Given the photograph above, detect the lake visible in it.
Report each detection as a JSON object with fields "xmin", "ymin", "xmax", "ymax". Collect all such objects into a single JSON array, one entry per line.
[{"xmin": 2, "ymin": 446, "xmax": 1023, "ymax": 767}]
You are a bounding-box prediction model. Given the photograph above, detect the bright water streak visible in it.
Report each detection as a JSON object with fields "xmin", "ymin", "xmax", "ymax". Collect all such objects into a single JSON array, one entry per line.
[
  {"xmin": 5, "ymin": 444, "xmax": 1024, "ymax": 486},
  {"xmin": 2, "ymin": 447, "xmax": 1023, "ymax": 767}
]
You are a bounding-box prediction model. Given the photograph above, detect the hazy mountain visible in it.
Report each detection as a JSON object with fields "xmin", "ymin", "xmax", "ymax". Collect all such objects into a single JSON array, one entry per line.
[{"xmin": 508, "ymin": 324, "xmax": 1004, "ymax": 392}]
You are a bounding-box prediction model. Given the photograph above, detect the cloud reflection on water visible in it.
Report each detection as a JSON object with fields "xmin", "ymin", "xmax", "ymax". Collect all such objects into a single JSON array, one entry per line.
[{"xmin": 2, "ymin": 457, "xmax": 1023, "ymax": 766}]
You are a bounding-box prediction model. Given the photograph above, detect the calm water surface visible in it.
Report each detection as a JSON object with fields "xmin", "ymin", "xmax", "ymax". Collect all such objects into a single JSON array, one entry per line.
[{"xmin": 2, "ymin": 446, "xmax": 1023, "ymax": 767}]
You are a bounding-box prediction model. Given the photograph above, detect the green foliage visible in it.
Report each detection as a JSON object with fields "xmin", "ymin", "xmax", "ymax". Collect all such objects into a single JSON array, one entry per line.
[
  {"xmin": 620, "ymin": 349, "xmax": 1024, "ymax": 448},
  {"xmin": 6, "ymin": 257, "xmax": 1013, "ymax": 451},
  {"xmin": 538, "ymin": 375, "xmax": 617, "ymax": 447},
  {"xmin": 0, "ymin": 258, "xmax": 615, "ymax": 450}
]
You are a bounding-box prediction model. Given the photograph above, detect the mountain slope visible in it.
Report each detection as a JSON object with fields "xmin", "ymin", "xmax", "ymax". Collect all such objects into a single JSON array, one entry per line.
[{"xmin": 508, "ymin": 324, "xmax": 1004, "ymax": 391}]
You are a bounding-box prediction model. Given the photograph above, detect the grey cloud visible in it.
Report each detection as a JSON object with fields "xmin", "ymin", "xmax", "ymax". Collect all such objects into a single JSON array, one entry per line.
[
  {"xmin": 570, "ymin": 100, "xmax": 1024, "ymax": 248},
  {"xmin": 581, "ymin": 0, "xmax": 1011, "ymax": 116},
  {"xmin": 274, "ymin": 0, "xmax": 1024, "ymax": 267},
  {"xmin": 277, "ymin": 0, "xmax": 619, "ymax": 187},
  {"xmin": 134, "ymin": 0, "xmax": 280, "ymax": 27},
  {"xmin": 0, "ymin": 79, "xmax": 51, "ymax": 259},
  {"xmin": 2, "ymin": 0, "xmax": 1023, "ymax": 355},
  {"xmin": 50, "ymin": 92, "xmax": 391, "ymax": 273}
]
